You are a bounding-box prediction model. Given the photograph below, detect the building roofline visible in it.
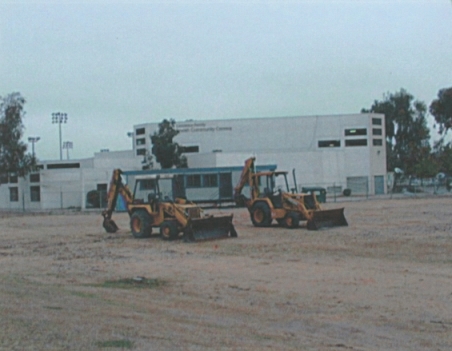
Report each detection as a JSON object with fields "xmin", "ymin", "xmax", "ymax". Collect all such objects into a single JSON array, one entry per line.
[
  {"xmin": 122, "ymin": 164, "xmax": 277, "ymax": 176},
  {"xmin": 134, "ymin": 113, "xmax": 384, "ymax": 127}
]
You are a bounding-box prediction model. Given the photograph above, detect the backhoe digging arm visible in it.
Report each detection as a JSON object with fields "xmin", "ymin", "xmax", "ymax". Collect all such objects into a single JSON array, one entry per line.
[
  {"xmin": 234, "ymin": 157, "xmax": 259, "ymax": 207},
  {"xmin": 102, "ymin": 169, "xmax": 134, "ymax": 233}
]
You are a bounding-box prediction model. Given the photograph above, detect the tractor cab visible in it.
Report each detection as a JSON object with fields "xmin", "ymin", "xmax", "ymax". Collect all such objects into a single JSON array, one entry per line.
[
  {"xmin": 132, "ymin": 174, "xmax": 174, "ymax": 211},
  {"xmin": 252, "ymin": 171, "xmax": 290, "ymax": 208}
]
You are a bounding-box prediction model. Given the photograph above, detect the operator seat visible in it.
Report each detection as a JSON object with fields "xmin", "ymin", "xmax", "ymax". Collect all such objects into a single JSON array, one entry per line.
[
  {"xmin": 270, "ymin": 189, "xmax": 283, "ymax": 208},
  {"xmin": 148, "ymin": 193, "xmax": 158, "ymax": 211}
]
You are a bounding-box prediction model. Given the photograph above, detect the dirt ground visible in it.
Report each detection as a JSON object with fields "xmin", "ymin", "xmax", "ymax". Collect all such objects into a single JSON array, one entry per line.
[{"xmin": 1, "ymin": 196, "xmax": 452, "ymax": 351}]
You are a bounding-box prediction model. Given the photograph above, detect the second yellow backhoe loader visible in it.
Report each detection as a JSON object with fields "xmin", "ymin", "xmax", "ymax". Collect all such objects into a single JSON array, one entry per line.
[
  {"xmin": 234, "ymin": 157, "xmax": 347, "ymax": 230},
  {"xmin": 102, "ymin": 169, "xmax": 237, "ymax": 241}
]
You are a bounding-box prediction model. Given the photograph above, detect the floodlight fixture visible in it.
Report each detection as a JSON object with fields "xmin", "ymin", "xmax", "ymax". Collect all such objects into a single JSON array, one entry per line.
[
  {"xmin": 28, "ymin": 136, "xmax": 41, "ymax": 157},
  {"xmin": 51, "ymin": 112, "xmax": 68, "ymax": 160},
  {"xmin": 63, "ymin": 141, "xmax": 73, "ymax": 160},
  {"xmin": 127, "ymin": 131, "xmax": 134, "ymax": 149}
]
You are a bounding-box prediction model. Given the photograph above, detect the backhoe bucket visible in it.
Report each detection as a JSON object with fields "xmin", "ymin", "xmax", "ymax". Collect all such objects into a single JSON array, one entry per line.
[
  {"xmin": 103, "ymin": 218, "xmax": 119, "ymax": 233},
  {"xmin": 306, "ymin": 208, "xmax": 348, "ymax": 230},
  {"xmin": 184, "ymin": 215, "xmax": 237, "ymax": 242}
]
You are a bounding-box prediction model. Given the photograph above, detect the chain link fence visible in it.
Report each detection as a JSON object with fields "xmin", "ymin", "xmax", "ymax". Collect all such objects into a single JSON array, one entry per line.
[
  {"xmin": 389, "ymin": 176, "xmax": 451, "ymax": 197},
  {"xmin": 300, "ymin": 175, "xmax": 452, "ymax": 203},
  {"xmin": 2, "ymin": 176, "xmax": 451, "ymax": 213}
]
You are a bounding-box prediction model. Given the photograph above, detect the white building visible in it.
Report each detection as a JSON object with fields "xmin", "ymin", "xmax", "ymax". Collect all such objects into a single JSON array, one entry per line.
[
  {"xmin": 0, "ymin": 113, "xmax": 387, "ymax": 211},
  {"xmin": 0, "ymin": 150, "xmax": 143, "ymax": 211},
  {"xmin": 132, "ymin": 113, "xmax": 387, "ymax": 195}
]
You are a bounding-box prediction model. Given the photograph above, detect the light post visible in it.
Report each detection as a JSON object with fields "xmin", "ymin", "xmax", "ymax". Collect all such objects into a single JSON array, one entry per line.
[
  {"xmin": 51, "ymin": 112, "xmax": 68, "ymax": 160},
  {"xmin": 27, "ymin": 136, "xmax": 40, "ymax": 158},
  {"xmin": 63, "ymin": 141, "xmax": 73, "ymax": 160},
  {"xmin": 127, "ymin": 131, "xmax": 134, "ymax": 149}
]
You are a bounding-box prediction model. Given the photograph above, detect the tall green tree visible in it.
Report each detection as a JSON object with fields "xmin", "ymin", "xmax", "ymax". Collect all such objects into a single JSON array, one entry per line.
[
  {"xmin": 150, "ymin": 119, "xmax": 187, "ymax": 169},
  {"xmin": 437, "ymin": 144, "xmax": 452, "ymax": 175},
  {"xmin": 0, "ymin": 92, "xmax": 36, "ymax": 177},
  {"xmin": 361, "ymin": 89, "xmax": 431, "ymax": 174},
  {"xmin": 429, "ymin": 87, "xmax": 452, "ymax": 174},
  {"xmin": 430, "ymin": 86, "xmax": 452, "ymax": 146},
  {"xmin": 413, "ymin": 156, "xmax": 440, "ymax": 179}
]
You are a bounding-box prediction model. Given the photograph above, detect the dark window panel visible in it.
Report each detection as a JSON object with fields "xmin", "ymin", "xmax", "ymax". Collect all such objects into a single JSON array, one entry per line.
[
  {"xmin": 345, "ymin": 128, "xmax": 367, "ymax": 136},
  {"xmin": 318, "ymin": 140, "xmax": 341, "ymax": 148},
  {"xmin": 345, "ymin": 139, "xmax": 368, "ymax": 147}
]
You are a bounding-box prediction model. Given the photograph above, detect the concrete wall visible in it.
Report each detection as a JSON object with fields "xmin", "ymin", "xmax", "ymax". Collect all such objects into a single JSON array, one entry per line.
[
  {"xmin": 93, "ymin": 150, "xmax": 140, "ymax": 170},
  {"xmin": 135, "ymin": 113, "xmax": 383, "ymax": 153}
]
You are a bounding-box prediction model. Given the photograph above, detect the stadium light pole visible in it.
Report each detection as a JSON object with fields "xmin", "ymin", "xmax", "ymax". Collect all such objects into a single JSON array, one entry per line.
[
  {"xmin": 51, "ymin": 112, "xmax": 68, "ymax": 160},
  {"xmin": 27, "ymin": 136, "xmax": 40, "ymax": 158},
  {"xmin": 63, "ymin": 141, "xmax": 73, "ymax": 160}
]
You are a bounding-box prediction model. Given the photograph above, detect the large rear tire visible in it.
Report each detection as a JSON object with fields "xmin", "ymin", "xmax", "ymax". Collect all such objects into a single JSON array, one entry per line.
[
  {"xmin": 160, "ymin": 220, "xmax": 179, "ymax": 241},
  {"xmin": 250, "ymin": 202, "xmax": 272, "ymax": 227},
  {"xmin": 130, "ymin": 211, "xmax": 152, "ymax": 239}
]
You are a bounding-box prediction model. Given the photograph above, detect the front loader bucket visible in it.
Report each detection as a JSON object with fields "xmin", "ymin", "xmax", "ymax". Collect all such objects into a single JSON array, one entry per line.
[
  {"xmin": 103, "ymin": 218, "xmax": 119, "ymax": 233},
  {"xmin": 306, "ymin": 208, "xmax": 348, "ymax": 230},
  {"xmin": 184, "ymin": 215, "xmax": 237, "ymax": 242}
]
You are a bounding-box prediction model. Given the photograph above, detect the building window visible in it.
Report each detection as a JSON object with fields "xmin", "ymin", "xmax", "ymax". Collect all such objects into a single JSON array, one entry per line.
[
  {"xmin": 345, "ymin": 139, "xmax": 368, "ymax": 147},
  {"xmin": 318, "ymin": 140, "xmax": 341, "ymax": 148},
  {"xmin": 373, "ymin": 139, "xmax": 383, "ymax": 146},
  {"xmin": 0, "ymin": 173, "xmax": 8, "ymax": 184},
  {"xmin": 372, "ymin": 128, "xmax": 382, "ymax": 136},
  {"xmin": 9, "ymin": 174, "xmax": 18, "ymax": 183},
  {"xmin": 136, "ymin": 138, "xmax": 146, "ymax": 146},
  {"xmin": 30, "ymin": 186, "xmax": 40, "ymax": 202},
  {"xmin": 47, "ymin": 163, "xmax": 80, "ymax": 169},
  {"xmin": 9, "ymin": 187, "xmax": 19, "ymax": 202},
  {"xmin": 203, "ymin": 174, "xmax": 218, "ymax": 187},
  {"xmin": 372, "ymin": 118, "xmax": 382, "ymax": 125},
  {"xmin": 136, "ymin": 148, "xmax": 146, "ymax": 156},
  {"xmin": 30, "ymin": 173, "xmax": 40, "ymax": 183},
  {"xmin": 136, "ymin": 127, "xmax": 145, "ymax": 135},
  {"xmin": 186, "ymin": 175, "xmax": 201, "ymax": 188},
  {"xmin": 345, "ymin": 128, "xmax": 367, "ymax": 136},
  {"xmin": 181, "ymin": 145, "xmax": 199, "ymax": 153}
]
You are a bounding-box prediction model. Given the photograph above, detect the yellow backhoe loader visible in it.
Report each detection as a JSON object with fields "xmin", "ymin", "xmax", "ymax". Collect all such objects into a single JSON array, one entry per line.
[
  {"xmin": 102, "ymin": 169, "xmax": 237, "ymax": 241},
  {"xmin": 234, "ymin": 157, "xmax": 347, "ymax": 230}
]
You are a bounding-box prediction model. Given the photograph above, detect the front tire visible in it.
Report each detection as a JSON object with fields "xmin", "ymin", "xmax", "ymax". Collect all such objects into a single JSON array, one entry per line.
[
  {"xmin": 130, "ymin": 211, "xmax": 152, "ymax": 239},
  {"xmin": 250, "ymin": 202, "xmax": 272, "ymax": 227},
  {"xmin": 160, "ymin": 220, "xmax": 180, "ymax": 241},
  {"xmin": 284, "ymin": 212, "xmax": 300, "ymax": 229}
]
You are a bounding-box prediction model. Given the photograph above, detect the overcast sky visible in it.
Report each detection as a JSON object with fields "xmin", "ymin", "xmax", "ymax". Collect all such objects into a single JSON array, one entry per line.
[{"xmin": 1, "ymin": 0, "xmax": 451, "ymax": 161}]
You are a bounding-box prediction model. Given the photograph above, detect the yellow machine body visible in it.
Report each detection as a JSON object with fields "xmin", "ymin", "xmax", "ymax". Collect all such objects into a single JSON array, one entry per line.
[
  {"xmin": 234, "ymin": 158, "xmax": 348, "ymax": 230},
  {"xmin": 102, "ymin": 169, "xmax": 237, "ymax": 241}
]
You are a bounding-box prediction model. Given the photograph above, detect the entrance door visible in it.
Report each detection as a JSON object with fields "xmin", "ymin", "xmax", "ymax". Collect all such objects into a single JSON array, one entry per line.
[{"xmin": 374, "ymin": 175, "xmax": 385, "ymax": 195}]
